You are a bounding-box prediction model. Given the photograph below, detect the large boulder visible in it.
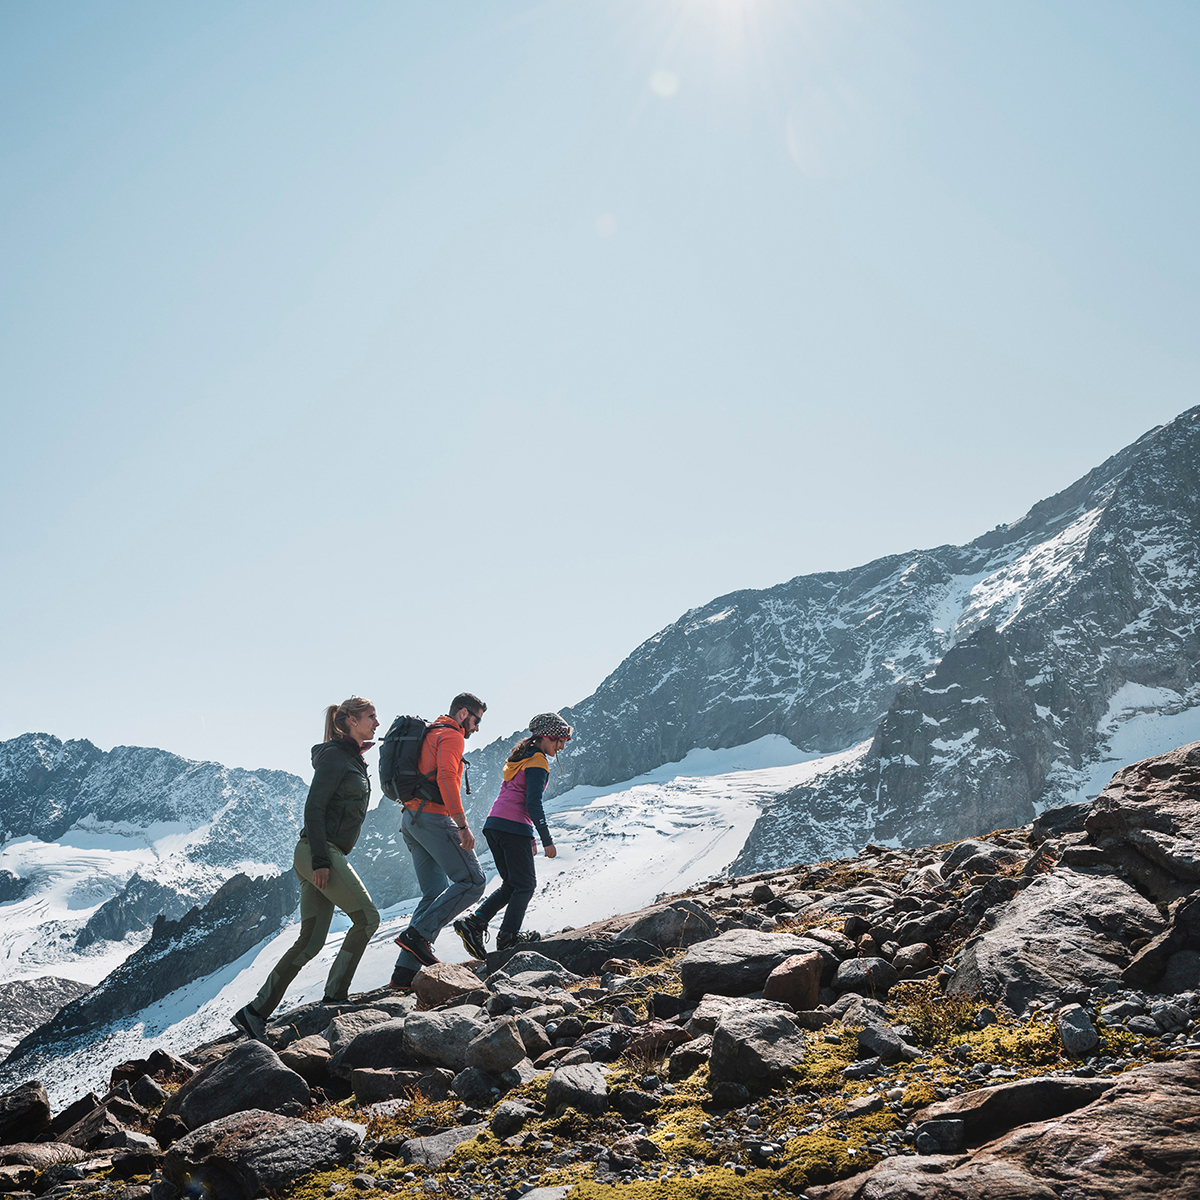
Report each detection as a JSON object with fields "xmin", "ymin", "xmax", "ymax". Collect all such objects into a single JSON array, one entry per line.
[
  {"xmin": 708, "ymin": 1006, "xmax": 807, "ymax": 1085},
  {"xmin": 679, "ymin": 930, "xmax": 836, "ymax": 1002},
  {"xmin": 163, "ymin": 1109, "xmax": 361, "ymax": 1200},
  {"xmin": 616, "ymin": 900, "xmax": 719, "ymax": 950},
  {"xmin": 915, "ymin": 1074, "xmax": 1114, "ymax": 1143},
  {"xmin": 947, "ymin": 868, "xmax": 1165, "ymax": 1010},
  {"xmin": 1085, "ymin": 741, "xmax": 1200, "ymax": 899},
  {"xmin": 163, "ymin": 1040, "xmax": 309, "ymax": 1129},
  {"xmin": 686, "ymin": 994, "xmax": 796, "ymax": 1035},
  {"xmin": 0, "ymin": 1081, "xmax": 50, "ymax": 1143},
  {"xmin": 809, "ymin": 1059, "xmax": 1200, "ymax": 1200},
  {"xmin": 402, "ymin": 1007, "xmax": 488, "ymax": 1071}
]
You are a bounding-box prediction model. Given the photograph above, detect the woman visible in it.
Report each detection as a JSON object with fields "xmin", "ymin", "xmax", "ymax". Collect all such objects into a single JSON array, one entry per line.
[
  {"xmin": 232, "ymin": 697, "xmax": 381, "ymax": 1041},
  {"xmin": 454, "ymin": 711, "xmax": 572, "ymax": 958}
]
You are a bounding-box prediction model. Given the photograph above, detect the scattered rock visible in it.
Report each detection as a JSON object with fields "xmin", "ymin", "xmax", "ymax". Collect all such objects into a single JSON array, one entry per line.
[
  {"xmin": 761, "ymin": 951, "xmax": 822, "ymax": 1010},
  {"xmin": 708, "ymin": 1007, "xmax": 806, "ymax": 1085},
  {"xmin": 679, "ymin": 930, "xmax": 836, "ymax": 1002},
  {"xmin": 402, "ymin": 1009, "xmax": 488, "ymax": 1073},
  {"xmin": 413, "ymin": 963, "xmax": 484, "ymax": 1008},
  {"xmin": 399, "ymin": 1124, "xmax": 486, "ymax": 1168},
  {"xmin": 164, "ymin": 1109, "xmax": 361, "ymax": 1200},
  {"xmin": 279, "ymin": 1034, "xmax": 332, "ymax": 1087},
  {"xmin": 545, "ymin": 1064, "xmax": 608, "ymax": 1114},
  {"xmin": 463, "ymin": 1018, "xmax": 526, "ymax": 1075},
  {"xmin": 834, "ymin": 957, "xmax": 899, "ymax": 996},
  {"xmin": 1056, "ymin": 1004, "xmax": 1099, "ymax": 1055},
  {"xmin": 616, "ymin": 900, "xmax": 719, "ymax": 950},
  {"xmin": 331, "ymin": 1019, "xmax": 410, "ymax": 1081},
  {"xmin": 913, "ymin": 1118, "xmax": 965, "ymax": 1155}
]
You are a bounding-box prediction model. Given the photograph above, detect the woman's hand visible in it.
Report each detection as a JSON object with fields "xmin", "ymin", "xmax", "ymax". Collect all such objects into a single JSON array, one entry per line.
[
  {"xmin": 312, "ymin": 868, "xmax": 330, "ymax": 889},
  {"xmin": 544, "ymin": 843, "xmax": 557, "ymax": 859}
]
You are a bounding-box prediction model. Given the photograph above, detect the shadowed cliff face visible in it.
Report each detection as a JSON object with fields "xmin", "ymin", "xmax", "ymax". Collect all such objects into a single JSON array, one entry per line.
[
  {"xmin": 2, "ymin": 870, "xmax": 299, "ymax": 1075},
  {"xmin": 411, "ymin": 407, "xmax": 1200, "ymax": 876}
]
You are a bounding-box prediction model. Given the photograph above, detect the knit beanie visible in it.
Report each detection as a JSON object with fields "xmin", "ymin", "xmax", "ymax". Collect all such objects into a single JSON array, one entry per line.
[{"xmin": 530, "ymin": 712, "xmax": 573, "ymax": 741}]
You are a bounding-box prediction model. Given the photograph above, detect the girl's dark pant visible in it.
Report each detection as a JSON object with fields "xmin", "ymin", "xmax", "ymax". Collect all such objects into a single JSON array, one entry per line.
[{"xmin": 476, "ymin": 828, "xmax": 538, "ymax": 936}]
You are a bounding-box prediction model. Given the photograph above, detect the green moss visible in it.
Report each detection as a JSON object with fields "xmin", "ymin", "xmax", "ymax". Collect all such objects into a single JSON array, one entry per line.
[
  {"xmin": 278, "ymin": 1166, "xmax": 362, "ymax": 1200},
  {"xmin": 900, "ymin": 1079, "xmax": 939, "ymax": 1108},
  {"xmin": 775, "ymin": 1130, "xmax": 871, "ymax": 1189},
  {"xmin": 888, "ymin": 980, "xmax": 980, "ymax": 1047},
  {"xmin": 570, "ymin": 1166, "xmax": 779, "ymax": 1200},
  {"xmin": 792, "ymin": 1032, "xmax": 857, "ymax": 1087},
  {"xmin": 955, "ymin": 1016, "xmax": 1060, "ymax": 1067}
]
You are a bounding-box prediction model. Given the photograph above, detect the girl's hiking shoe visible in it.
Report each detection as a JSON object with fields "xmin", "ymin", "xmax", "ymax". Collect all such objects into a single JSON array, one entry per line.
[
  {"xmin": 231, "ymin": 1005, "xmax": 267, "ymax": 1042},
  {"xmin": 453, "ymin": 915, "xmax": 488, "ymax": 960},
  {"xmin": 497, "ymin": 929, "xmax": 541, "ymax": 951},
  {"xmin": 395, "ymin": 927, "xmax": 439, "ymax": 966}
]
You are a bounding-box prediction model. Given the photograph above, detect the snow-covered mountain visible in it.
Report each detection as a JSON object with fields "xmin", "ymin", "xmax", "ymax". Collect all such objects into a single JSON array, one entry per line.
[
  {"xmin": 0, "ymin": 734, "xmax": 307, "ymax": 991},
  {"xmin": 365, "ymin": 406, "xmax": 1200, "ymax": 880}
]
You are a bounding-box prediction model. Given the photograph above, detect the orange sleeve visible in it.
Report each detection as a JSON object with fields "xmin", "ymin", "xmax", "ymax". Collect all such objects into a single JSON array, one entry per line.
[{"xmin": 435, "ymin": 727, "xmax": 465, "ymax": 818}]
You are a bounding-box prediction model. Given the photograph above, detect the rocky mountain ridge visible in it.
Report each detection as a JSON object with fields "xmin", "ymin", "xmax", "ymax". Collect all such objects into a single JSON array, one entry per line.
[
  {"xmin": 0, "ymin": 740, "xmax": 1197, "ymax": 1200},
  {"xmin": 373, "ymin": 406, "xmax": 1200, "ymax": 891},
  {"xmin": 0, "ymin": 733, "xmax": 307, "ymax": 975}
]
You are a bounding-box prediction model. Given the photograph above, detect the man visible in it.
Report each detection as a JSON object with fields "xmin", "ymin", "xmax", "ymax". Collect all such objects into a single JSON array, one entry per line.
[{"xmin": 391, "ymin": 692, "xmax": 488, "ymax": 988}]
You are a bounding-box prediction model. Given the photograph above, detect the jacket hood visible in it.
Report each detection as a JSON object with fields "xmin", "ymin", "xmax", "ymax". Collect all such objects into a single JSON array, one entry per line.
[
  {"xmin": 312, "ymin": 739, "xmax": 364, "ymax": 769},
  {"xmin": 502, "ymin": 750, "xmax": 551, "ymax": 782}
]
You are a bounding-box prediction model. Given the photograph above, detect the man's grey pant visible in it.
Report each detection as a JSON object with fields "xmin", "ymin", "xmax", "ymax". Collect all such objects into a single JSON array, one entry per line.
[{"xmin": 395, "ymin": 808, "xmax": 486, "ymax": 974}]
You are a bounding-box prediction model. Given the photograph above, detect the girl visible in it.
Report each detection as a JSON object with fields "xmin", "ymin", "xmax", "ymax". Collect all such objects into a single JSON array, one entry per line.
[
  {"xmin": 454, "ymin": 711, "xmax": 572, "ymax": 956},
  {"xmin": 232, "ymin": 697, "xmax": 381, "ymax": 1041}
]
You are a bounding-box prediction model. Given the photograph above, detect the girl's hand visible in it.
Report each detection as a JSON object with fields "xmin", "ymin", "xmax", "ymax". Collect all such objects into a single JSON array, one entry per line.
[
  {"xmin": 312, "ymin": 868, "xmax": 330, "ymax": 889},
  {"xmin": 544, "ymin": 844, "xmax": 557, "ymax": 859}
]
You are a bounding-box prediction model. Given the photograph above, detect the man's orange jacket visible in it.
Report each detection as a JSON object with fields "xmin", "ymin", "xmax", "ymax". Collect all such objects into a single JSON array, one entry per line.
[{"xmin": 403, "ymin": 716, "xmax": 466, "ymax": 821}]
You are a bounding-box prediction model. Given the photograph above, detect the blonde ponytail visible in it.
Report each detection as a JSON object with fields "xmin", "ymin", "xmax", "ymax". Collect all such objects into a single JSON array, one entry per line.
[{"xmin": 323, "ymin": 697, "xmax": 374, "ymax": 742}]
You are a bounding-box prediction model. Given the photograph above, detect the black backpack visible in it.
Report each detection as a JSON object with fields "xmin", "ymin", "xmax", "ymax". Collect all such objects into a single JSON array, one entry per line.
[{"xmin": 378, "ymin": 715, "xmax": 439, "ymax": 804}]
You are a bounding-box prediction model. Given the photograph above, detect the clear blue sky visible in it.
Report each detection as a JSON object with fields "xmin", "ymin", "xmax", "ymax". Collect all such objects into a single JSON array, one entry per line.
[{"xmin": 2, "ymin": 1, "xmax": 1197, "ymax": 780}]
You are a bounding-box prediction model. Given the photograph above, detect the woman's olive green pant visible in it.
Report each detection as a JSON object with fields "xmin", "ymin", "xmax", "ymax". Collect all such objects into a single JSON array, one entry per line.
[{"xmin": 251, "ymin": 839, "xmax": 380, "ymax": 1017}]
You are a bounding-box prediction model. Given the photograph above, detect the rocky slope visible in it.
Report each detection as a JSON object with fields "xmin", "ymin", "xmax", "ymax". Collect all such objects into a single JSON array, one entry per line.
[
  {"xmin": 404, "ymin": 407, "xmax": 1200, "ymax": 885},
  {"xmin": 0, "ymin": 741, "xmax": 1197, "ymax": 1200},
  {"xmin": 0, "ymin": 979, "xmax": 90, "ymax": 1058}
]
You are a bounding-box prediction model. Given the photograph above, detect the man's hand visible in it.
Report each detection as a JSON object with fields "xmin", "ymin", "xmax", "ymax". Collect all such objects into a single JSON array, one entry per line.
[
  {"xmin": 458, "ymin": 827, "xmax": 476, "ymax": 851},
  {"xmin": 544, "ymin": 844, "xmax": 558, "ymax": 859},
  {"xmin": 312, "ymin": 867, "xmax": 330, "ymax": 889}
]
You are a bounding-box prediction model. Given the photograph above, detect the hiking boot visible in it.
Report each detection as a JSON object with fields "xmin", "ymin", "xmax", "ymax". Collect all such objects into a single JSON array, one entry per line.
[
  {"xmin": 231, "ymin": 1005, "xmax": 267, "ymax": 1042},
  {"xmin": 454, "ymin": 915, "xmax": 489, "ymax": 960},
  {"xmin": 395, "ymin": 926, "xmax": 439, "ymax": 966},
  {"xmin": 389, "ymin": 965, "xmax": 416, "ymax": 992},
  {"xmin": 497, "ymin": 929, "xmax": 541, "ymax": 952}
]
